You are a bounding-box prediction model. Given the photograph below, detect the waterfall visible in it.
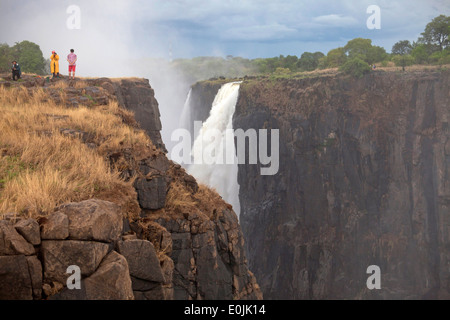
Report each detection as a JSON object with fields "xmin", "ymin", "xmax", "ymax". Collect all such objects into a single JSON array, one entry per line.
[
  {"xmin": 187, "ymin": 82, "xmax": 241, "ymax": 216},
  {"xmin": 179, "ymin": 88, "xmax": 192, "ymax": 136}
]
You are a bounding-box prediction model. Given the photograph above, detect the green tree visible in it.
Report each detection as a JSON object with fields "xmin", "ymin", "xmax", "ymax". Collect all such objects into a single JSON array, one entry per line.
[
  {"xmin": 10, "ymin": 41, "xmax": 46, "ymax": 74},
  {"xmin": 273, "ymin": 67, "xmax": 291, "ymax": 76},
  {"xmin": 297, "ymin": 52, "xmax": 325, "ymax": 71},
  {"xmin": 420, "ymin": 15, "xmax": 450, "ymax": 51},
  {"xmin": 366, "ymin": 45, "xmax": 388, "ymax": 64},
  {"xmin": 344, "ymin": 38, "xmax": 373, "ymax": 60},
  {"xmin": 392, "ymin": 40, "xmax": 413, "ymax": 55},
  {"xmin": 339, "ymin": 57, "xmax": 371, "ymax": 78},
  {"xmin": 282, "ymin": 55, "xmax": 299, "ymax": 71},
  {"xmin": 392, "ymin": 54, "xmax": 415, "ymax": 71},
  {"xmin": 252, "ymin": 58, "xmax": 269, "ymax": 73},
  {"xmin": 344, "ymin": 38, "xmax": 387, "ymax": 65},
  {"xmin": 0, "ymin": 43, "xmax": 13, "ymax": 73},
  {"xmin": 297, "ymin": 52, "xmax": 315, "ymax": 71},
  {"xmin": 313, "ymin": 51, "xmax": 325, "ymax": 62},
  {"xmin": 429, "ymin": 48, "xmax": 450, "ymax": 65},
  {"xmin": 411, "ymin": 44, "xmax": 429, "ymax": 64},
  {"xmin": 326, "ymin": 47, "xmax": 347, "ymax": 67},
  {"xmin": 317, "ymin": 56, "xmax": 328, "ymax": 69}
]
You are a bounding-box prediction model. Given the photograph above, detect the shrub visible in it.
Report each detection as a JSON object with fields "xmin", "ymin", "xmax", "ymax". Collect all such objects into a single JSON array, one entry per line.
[
  {"xmin": 429, "ymin": 49, "xmax": 450, "ymax": 65},
  {"xmin": 339, "ymin": 57, "xmax": 371, "ymax": 78},
  {"xmin": 392, "ymin": 54, "xmax": 415, "ymax": 70},
  {"xmin": 273, "ymin": 67, "xmax": 291, "ymax": 75}
]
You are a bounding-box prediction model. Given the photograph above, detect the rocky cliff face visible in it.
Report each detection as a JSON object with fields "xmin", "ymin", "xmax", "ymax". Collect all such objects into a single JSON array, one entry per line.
[
  {"xmin": 0, "ymin": 75, "xmax": 261, "ymax": 300},
  {"xmin": 231, "ymin": 70, "xmax": 450, "ymax": 299},
  {"xmin": 111, "ymin": 78, "xmax": 166, "ymax": 152}
]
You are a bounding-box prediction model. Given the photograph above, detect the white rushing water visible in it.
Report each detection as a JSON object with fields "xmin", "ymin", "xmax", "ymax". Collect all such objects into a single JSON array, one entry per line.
[
  {"xmin": 179, "ymin": 88, "xmax": 192, "ymax": 136},
  {"xmin": 187, "ymin": 82, "xmax": 242, "ymax": 216}
]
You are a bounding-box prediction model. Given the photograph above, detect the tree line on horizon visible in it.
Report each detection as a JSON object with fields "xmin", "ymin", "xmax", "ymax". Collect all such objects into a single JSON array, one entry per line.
[
  {"xmin": 0, "ymin": 15, "xmax": 448, "ymax": 79},
  {"xmin": 172, "ymin": 14, "xmax": 449, "ymax": 79}
]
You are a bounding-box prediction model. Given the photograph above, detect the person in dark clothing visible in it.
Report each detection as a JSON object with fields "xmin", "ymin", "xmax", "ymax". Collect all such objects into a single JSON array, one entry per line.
[{"xmin": 11, "ymin": 61, "xmax": 21, "ymax": 81}]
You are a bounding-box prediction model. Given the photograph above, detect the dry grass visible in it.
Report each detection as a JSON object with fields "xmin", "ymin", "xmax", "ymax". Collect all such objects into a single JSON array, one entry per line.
[
  {"xmin": 165, "ymin": 179, "xmax": 232, "ymax": 219},
  {"xmin": 51, "ymin": 81, "xmax": 69, "ymax": 89},
  {"xmin": 193, "ymin": 183, "xmax": 231, "ymax": 215},
  {"xmin": 0, "ymin": 85, "xmax": 147, "ymax": 218},
  {"xmin": 72, "ymin": 80, "xmax": 89, "ymax": 89},
  {"xmin": 165, "ymin": 181, "xmax": 198, "ymax": 214}
]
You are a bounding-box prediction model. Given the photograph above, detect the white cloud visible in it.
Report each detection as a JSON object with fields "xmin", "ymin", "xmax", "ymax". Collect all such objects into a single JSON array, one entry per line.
[
  {"xmin": 1, "ymin": 0, "xmax": 449, "ymax": 59},
  {"xmin": 313, "ymin": 14, "xmax": 358, "ymax": 27},
  {"xmin": 222, "ymin": 23, "xmax": 298, "ymax": 41}
]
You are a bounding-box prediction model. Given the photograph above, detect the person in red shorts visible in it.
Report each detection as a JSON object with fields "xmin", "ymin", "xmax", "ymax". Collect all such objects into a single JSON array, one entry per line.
[{"xmin": 67, "ymin": 49, "xmax": 77, "ymax": 80}]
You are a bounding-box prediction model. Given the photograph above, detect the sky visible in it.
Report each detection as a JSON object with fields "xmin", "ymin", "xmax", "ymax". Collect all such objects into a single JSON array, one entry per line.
[
  {"xmin": 0, "ymin": 0, "xmax": 449, "ymax": 66},
  {"xmin": 0, "ymin": 0, "xmax": 449, "ymax": 154}
]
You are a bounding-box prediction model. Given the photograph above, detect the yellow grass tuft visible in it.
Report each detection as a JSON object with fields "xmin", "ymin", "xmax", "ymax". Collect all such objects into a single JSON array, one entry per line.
[
  {"xmin": 165, "ymin": 181, "xmax": 198, "ymax": 214},
  {"xmin": 51, "ymin": 81, "xmax": 69, "ymax": 89},
  {"xmin": 193, "ymin": 183, "xmax": 232, "ymax": 216},
  {"xmin": 72, "ymin": 80, "xmax": 89, "ymax": 89}
]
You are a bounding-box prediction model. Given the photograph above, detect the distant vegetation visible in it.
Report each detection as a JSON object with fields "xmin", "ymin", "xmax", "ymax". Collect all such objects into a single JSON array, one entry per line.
[
  {"xmin": 0, "ymin": 15, "xmax": 448, "ymax": 79},
  {"xmin": 169, "ymin": 14, "xmax": 449, "ymax": 80}
]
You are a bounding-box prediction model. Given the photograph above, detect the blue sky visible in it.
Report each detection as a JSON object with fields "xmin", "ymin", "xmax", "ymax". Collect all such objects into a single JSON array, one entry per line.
[{"xmin": 0, "ymin": 0, "xmax": 449, "ymax": 63}]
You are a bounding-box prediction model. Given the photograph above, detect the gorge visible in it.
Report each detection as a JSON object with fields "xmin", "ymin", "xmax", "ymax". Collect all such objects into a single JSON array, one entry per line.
[
  {"xmin": 185, "ymin": 69, "xmax": 450, "ymax": 299},
  {"xmin": 0, "ymin": 68, "xmax": 449, "ymax": 300}
]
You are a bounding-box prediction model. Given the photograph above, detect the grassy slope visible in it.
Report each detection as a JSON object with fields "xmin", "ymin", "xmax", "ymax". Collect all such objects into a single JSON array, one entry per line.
[
  {"xmin": 0, "ymin": 80, "xmax": 146, "ymax": 218},
  {"xmin": 0, "ymin": 75, "xmax": 232, "ymax": 225}
]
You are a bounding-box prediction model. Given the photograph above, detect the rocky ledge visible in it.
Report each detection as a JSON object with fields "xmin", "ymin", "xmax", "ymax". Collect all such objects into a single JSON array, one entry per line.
[{"xmin": 0, "ymin": 74, "xmax": 262, "ymax": 300}]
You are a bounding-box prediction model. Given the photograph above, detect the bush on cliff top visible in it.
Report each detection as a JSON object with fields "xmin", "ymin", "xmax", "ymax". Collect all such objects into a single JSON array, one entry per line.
[{"xmin": 339, "ymin": 57, "xmax": 371, "ymax": 78}]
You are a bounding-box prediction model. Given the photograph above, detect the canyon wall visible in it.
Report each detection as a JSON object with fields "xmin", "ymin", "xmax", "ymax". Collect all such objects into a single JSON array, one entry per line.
[
  {"xmin": 232, "ymin": 70, "xmax": 450, "ymax": 299},
  {"xmin": 0, "ymin": 75, "xmax": 261, "ymax": 300}
]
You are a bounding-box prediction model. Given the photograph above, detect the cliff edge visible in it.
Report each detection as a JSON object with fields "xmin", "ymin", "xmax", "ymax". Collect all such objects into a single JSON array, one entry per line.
[
  {"xmin": 0, "ymin": 74, "xmax": 262, "ymax": 300},
  {"xmin": 233, "ymin": 70, "xmax": 450, "ymax": 299}
]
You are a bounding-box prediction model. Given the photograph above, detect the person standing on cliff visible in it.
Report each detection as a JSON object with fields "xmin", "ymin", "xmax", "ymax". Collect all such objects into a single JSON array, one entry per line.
[
  {"xmin": 50, "ymin": 51, "xmax": 60, "ymax": 78},
  {"xmin": 67, "ymin": 49, "xmax": 77, "ymax": 80},
  {"xmin": 11, "ymin": 61, "xmax": 21, "ymax": 81}
]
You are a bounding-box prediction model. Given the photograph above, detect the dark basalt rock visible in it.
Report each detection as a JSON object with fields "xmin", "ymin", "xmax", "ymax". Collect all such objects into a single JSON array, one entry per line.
[{"xmin": 229, "ymin": 71, "xmax": 450, "ymax": 299}]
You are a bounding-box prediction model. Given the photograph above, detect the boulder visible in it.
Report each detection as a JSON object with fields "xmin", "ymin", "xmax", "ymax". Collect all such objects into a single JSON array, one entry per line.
[
  {"xmin": 134, "ymin": 176, "xmax": 167, "ymax": 210},
  {"xmin": 130, "ymin": 276, "xmax": 160, "ymax": 291},
  {"xmin": 41, "ymin": 240, "xmax": 110, "ymax": 284},
  {"xmin": 15, "ymin": 219, "xmax": 41, "ymax": 245},
  {"xmin": 39, "ymin": 211, "xmax": 69, "ymax": 240},
  {"xmin": 51, "ymin": 251, "xmax": 134, "ymax": 300},
  {"xmin": 26, "ymin": 256, "xmax": 43, "ymax": 299},
  {"xmin": 133, "ymin": 285, "xmax": 165, "ymax": 300},
  {"xmin": 0, "ymin": 255, "xmax": 33, "ymax": 300},
  {"xmin": 116, "ymin": 239, "xmax": 165, "ymax": 283},
  {"xmin": 138, "ymin": 156, "xmax": 170, "ymax": 176},
  {"xmin": 83, "ymin": 251, "xmax": 134, "ymax": 300},
  {"xmin": 0, "ymin": 220, "xmax": 35, "ymax": 256},
  {"xmin": 57, "ymin": 199, "xmax": 123, "ymax": 242}
]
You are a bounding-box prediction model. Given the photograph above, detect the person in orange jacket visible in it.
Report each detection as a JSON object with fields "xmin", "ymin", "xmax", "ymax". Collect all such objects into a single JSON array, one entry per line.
[{"xmin": 50, "ymin": 51, "xmax": 60, "ymax": 77}]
